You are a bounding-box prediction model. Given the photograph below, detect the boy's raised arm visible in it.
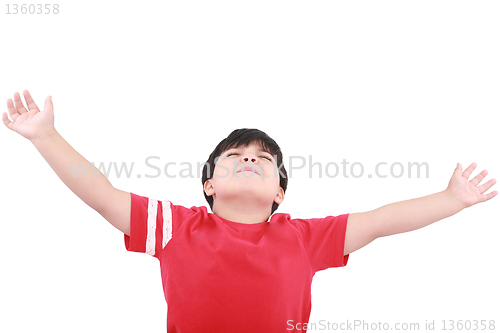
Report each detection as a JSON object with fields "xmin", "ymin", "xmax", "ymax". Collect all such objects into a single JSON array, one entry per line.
[
  {"xmin": 344, "ymin": 163, "xmax": 497, "ymax": 255},
  {"xmin": 3, "ymin": 90, "xmax": 131, "ymax": 235}
]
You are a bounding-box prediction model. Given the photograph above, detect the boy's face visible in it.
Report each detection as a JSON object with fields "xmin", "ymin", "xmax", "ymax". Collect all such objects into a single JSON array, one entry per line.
[{"xmin": 204, "ymin": 141, "xmax": 284, "ymax": 212}]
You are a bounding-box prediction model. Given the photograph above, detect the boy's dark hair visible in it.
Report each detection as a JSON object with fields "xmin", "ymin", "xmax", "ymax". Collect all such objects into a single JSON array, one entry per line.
[{"xmin": 202, "ymin": 128, "xmax": 288, "ymax": 215}]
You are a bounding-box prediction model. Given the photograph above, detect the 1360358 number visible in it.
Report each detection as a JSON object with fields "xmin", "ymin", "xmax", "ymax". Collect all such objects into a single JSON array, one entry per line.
[
  {"xmin": 6, "ymin": 4, "xmax": 59, "ymax": 14},
  {"xmin": 442, "ymin": 320, "xmax": 495, "ymax": 331}
]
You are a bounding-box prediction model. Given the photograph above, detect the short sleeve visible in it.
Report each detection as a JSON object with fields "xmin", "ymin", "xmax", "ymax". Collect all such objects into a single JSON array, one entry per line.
[
  {"xmin": 290, "ymin": 214, "xmax": 349, "ymax": 272},
  {"xmin": 124, "ymin": 193, "xmax": 173, "ymax": 259}
]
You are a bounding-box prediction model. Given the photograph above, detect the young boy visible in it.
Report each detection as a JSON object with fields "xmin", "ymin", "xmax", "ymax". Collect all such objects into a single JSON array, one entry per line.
[{"xmin": 3, "ymin": 90, "xmax": 497, "ymax": 332}]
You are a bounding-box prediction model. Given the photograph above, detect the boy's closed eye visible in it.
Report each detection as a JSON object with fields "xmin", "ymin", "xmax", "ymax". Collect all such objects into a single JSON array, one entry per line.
[{"xmin": 224, "ymin": 151, "xmax": 273, "ymax": 162}]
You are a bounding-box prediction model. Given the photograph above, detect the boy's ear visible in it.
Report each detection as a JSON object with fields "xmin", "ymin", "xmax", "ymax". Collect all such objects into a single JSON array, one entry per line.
[
  {"xmin": 204, "ymin": 180, "xmax": 215, "ymax": 196},
  {"xmin": 274, "ymin": 187, "xmax": 285, "ymax": 205}
]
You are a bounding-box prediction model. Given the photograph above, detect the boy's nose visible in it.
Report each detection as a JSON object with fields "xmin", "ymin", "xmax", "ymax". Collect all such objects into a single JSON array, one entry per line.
[{"xmin": 241, "ymin": 155, "xmax": 258, "ymax": 163}]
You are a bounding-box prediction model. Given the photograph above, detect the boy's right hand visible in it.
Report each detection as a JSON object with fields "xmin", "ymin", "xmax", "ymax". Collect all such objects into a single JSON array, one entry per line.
[
  {"xmin": 3, "ymin": 89, "xmax": 131, "ymax": 235},
  {"xmin": 3, "ymin": 90, "xmax": 55, "ymax": 143}
]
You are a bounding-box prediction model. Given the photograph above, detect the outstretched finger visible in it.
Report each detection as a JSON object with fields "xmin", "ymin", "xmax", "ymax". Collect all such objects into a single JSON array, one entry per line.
[
  {"xmin": 23, "ymin": 90, "xmax": 40, "ymax": 113},
  {"xmin": 462, "ymin": 162, "xmax": 477, "ymax": 180},
  {"xmin": 470, "ymin": 169, "xmax": 488, "ymax": 187},
  {"xmin": 13, "ymin": 92, "xmax": 28, "ymax": 114},
  {"xmin": 480, "ymin": 189, "xmax": 498, "ymax": 203},
  {"xmin": 2, "ymin": 112, "xmax": 13, "ymax": 130},
  {"xmin": 6, "ymin": 98, "xmax": 20, "ymax": 119},
  {"xmin": 477, "ymin": 178, "xmax": 497, "ymax": 195}
]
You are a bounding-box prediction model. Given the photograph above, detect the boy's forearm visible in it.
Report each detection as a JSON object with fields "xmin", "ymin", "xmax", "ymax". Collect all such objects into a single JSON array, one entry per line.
[
  {"xmin": 372, "ymin": 190, "xmax": 463, "ymax": 238},
  {"xmin": 32, "ymin": 129, "xmax": 114, "ymax": 213}
]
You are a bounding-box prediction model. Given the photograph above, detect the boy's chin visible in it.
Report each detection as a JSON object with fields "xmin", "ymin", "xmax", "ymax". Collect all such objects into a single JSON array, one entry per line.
[{"xmin": 220, "ymin": 187, "xmax": 275, "ymax": 204}]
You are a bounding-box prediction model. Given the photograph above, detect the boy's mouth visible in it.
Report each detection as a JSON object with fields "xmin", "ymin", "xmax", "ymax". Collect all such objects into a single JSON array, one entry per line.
[{"xmin": 237, "ymin": 166, "xmax": 260, "ymax": 175}]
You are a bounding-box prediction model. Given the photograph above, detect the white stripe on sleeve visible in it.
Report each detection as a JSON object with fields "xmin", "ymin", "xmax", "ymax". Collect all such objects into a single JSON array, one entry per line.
[
  {"xmin": 162, "ymin": 200, "xmax": 172, "ymax": 249},
  {"xmin": 145, "ymin": 198, "xmax": 158, "ymax": 256}
]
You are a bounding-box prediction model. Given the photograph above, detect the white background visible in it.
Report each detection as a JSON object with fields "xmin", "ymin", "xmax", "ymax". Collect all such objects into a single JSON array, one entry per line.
[{"xmin": 1, "ymin": 1, "xmax": 498, "ymax": 332}]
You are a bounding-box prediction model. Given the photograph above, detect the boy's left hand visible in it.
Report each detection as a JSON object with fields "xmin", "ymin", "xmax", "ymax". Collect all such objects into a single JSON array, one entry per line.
[{"xmin": 447, "ymin": 163, "xmax": 497, "ymax": 210}]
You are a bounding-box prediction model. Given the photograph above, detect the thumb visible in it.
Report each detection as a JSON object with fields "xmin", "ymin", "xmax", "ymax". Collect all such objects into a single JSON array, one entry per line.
[
  {"xmin": 450, "ymin": 163, "xmax": 462, "ymax": 181},
  {"xmin": 43, "ymin": 95, "xmax": 53, "ymax": 113}
]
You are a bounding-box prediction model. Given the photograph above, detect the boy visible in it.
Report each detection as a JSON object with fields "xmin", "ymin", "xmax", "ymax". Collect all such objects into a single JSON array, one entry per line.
[{"xmin": 3, "ymin": 90, "xmax": 497, "ymax": 332}]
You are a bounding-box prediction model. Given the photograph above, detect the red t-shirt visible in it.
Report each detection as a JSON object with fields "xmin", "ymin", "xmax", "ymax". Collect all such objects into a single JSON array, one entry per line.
[{"xmin": 125, "ymin": 193, "xmax": 349, "ymax": 332}]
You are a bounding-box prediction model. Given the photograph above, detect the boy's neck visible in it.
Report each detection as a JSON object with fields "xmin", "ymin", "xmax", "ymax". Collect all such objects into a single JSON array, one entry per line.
[{"xmin": 212, "ymin": 203, "xmax": 271, "ymax": 224}]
